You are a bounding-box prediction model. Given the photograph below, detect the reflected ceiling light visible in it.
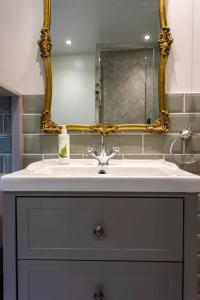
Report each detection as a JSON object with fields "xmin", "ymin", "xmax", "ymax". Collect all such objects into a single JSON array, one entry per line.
[
  {"xmin": 66, "ymin": 40, "xmax": 72, "ymax": 45},
  {"xmin": 144, "ymin": 34, "xmax": 151, "ymax": 41}
]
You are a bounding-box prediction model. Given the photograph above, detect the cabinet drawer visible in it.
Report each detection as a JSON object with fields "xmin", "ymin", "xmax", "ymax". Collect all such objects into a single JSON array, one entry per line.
[
  {"xmin": 18, "ymin": 260, "xmax": 182, "ymax": 300},
  {"xmin": 17, "ymin": 196, "xmax": 183, "ymax": 261}
]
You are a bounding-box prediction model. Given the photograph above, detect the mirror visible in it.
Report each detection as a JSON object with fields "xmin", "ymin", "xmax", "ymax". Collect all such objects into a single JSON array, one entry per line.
[{"xmin": 38, "ymin": 0, "xmax": 173, "ymax": 134}]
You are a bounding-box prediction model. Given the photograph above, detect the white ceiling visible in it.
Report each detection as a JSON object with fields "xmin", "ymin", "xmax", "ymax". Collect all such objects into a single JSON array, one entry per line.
[{"xmin": 51, "ymin": 0, "xmax": 160, "ymax": 55}]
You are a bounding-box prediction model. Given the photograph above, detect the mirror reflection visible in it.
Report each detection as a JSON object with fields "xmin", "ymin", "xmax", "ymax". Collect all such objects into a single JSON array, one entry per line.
[{"xmin": 51, "ymin": 0, "xmax": 160, "ymax": 125}]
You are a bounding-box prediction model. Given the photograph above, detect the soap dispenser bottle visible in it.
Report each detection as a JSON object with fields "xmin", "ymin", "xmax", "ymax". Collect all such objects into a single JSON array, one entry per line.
[{"xmin": 58, "ymin": 125, "xmax": 70, "ymax": 164}]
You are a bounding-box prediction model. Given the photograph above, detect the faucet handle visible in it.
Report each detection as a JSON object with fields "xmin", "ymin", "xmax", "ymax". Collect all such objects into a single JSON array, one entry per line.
[
  {"xmin": 87, "ymin": 146, "xmax": 98, "ymax": 156},
  {"xmin": 110, "ymin": 146, "xmax": 121, "ymax": 155}
]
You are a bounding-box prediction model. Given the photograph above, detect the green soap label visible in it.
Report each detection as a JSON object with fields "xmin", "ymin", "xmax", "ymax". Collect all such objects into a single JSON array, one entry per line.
[{"xmin": 59, "ymin": 145, "xmax": 68, "ymax": 158}]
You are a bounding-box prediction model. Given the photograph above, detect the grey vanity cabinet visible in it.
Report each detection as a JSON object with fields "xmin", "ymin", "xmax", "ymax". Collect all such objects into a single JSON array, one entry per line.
[
  {"xmin": 18, "ymin": 261, "xmax": 182, "ymax": 300},
  {"xmin": 17, "ymin": 196, "xmax": 183, "ymax": 261},
  {"xmin": 3, "ymin": 192, "xmax": 197, "ymax": 300}
]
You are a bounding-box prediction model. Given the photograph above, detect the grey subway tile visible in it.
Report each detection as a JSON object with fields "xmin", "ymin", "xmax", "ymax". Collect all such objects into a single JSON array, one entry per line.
[
  {"xmin": 23, "ymin": 155, "xmax": 43, "ymax": 168},
  {"xmin": 169, "ymin": 114, "xmax": 200, "ymax": 133},
  {"xmin": 23, "ymin": 115, "xmax": 41, "ymax": 133},
  {"xmin": 23, "ymin": 95, "xmax": 44, "ymax": 113},
  {"xmin": 166, "ymin": 94, "xmax": 184, "ymax": 113},
  {"xmin": 70, "ymin": 154, "xmax": 84, "ymax": 159},
  {"xmin": 144, "ymin": 134, "xmax": 182, "ymax": 154},
  {"xmin": 104, "ymin": 135, "xmax": 142, "ymax": 154},
  {"xmin": 24, "ymin": 134, "xmax": 58, "ymax": 154},
  {"xmin": 4, "ymin": 115, "xmax": 12, "ymax": 133},
  {"xmin": 70, "ymin": 135, "xmax": 102, "ymax": 154},
  {"xmin": 43, "ymin": 154, "xmax": 84, "ymax": 160},
  {"xmin": 124, "ymin": 154, "xmax": 163, "ymax": 159},
  {"xmin": 0, "ymin": 135, "xmax": 12, "ymax": 153},
  {"xmin": 24, "ymin": 135, "xmax": 41, "ymax": 153},
  {"xmin": 185, "ymin": 135, "xmax": 200, "ymax": 154},
  {"xmin": 185, "ymin": 93, "xmax": 200, "ymax": 112},
  {"xmin": 0, "ymin": 97, "xmax": 11, "ymax": 114},
  {"xmin": 41, "ymin": 135, "xmax": 58, "ymax": 154},
  {"xmin": 44, "ymin": 154, "xmax": 59, "ymax": 159}
]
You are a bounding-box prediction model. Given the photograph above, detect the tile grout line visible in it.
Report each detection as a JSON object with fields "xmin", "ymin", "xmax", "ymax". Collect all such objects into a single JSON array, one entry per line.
[
  {"xmin": 169, "ymin": 113, "xmax": 200, "ymax": 115},
  {"xmin": 23, "ymin": 113, "xmax": 42, "ymax": 116},
  {"xmin": 183, "ymin": 93, "xmax": 186, "ymax": 113},
  {"xmin": 142, "ymin": 134, "xmax": 144, "ymax": 154}
]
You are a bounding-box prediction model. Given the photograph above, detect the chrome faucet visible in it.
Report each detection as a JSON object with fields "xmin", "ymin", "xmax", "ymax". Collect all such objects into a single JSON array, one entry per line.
[{"xmin": 87, "ymin": 143, "xmax": 121, "ymax": 165}]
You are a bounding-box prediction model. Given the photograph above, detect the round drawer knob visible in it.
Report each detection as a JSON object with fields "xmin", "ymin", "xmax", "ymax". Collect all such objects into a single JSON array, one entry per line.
[
  {"xmin": 94, "ymin": 225, "xmax": 104, "ymax": 237},
  {"xmin": 94, "ymin": 289, "xmax": 104, "ymax": 300}
]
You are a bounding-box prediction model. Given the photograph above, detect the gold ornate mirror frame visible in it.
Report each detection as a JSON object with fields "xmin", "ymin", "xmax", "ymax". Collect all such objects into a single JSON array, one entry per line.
[{"xmin": 38, "ymin": 0, "xmax": 173, "ymax": 135}]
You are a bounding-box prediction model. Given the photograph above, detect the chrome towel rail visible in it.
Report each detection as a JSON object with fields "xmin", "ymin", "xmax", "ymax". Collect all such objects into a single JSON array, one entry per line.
[{"xmin": 170, "ymin": 126, "xmax": 199, "ymax": 165}]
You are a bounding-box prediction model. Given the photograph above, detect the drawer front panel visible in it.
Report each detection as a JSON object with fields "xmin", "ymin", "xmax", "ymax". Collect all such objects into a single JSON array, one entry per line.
[
  {"xmin": 17, "ymin": 196, "xmax": 183, "ymax": 261},
  {"xmin": 18, "ymin": 261, "xmax": 182, "ymax": 300}
]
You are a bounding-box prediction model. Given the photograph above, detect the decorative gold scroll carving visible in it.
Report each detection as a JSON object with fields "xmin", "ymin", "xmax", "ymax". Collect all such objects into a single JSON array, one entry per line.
[
  {"xmin": 38, "ymin": 28, "xmax": 52, "ymax": 58},
  {"xmin": 39, "ymin": 0, "xmax": 172, "ymax": 135},
  {"xmin": 90, "ymin": 123, "xmax": 118, "ymax": 135},
  {"xmin": 159, "ymin": 27, "xmax": 173, "ymax": 57},
  {"xmin": 41, "ymin": 112, "xmax": 60, "ymax": 134},
  {"xmin": 147, "ymin": 111, "xmax": 169, "ymax": 134}
]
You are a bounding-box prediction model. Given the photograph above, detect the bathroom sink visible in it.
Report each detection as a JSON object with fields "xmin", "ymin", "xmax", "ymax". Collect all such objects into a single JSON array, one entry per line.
[
  {"xmin": 23, "ymin": 159, "xmax": 190, "ymax": 177},
  {"xmin": 1, "ymin": 159, "xmax": 200, "ymax": 192}
]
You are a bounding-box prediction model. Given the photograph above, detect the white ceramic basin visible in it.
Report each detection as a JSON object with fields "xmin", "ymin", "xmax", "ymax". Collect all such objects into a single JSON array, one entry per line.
[
  {"xmin": 23, "ymin": 159, "xmax": 190, "ymax": 177},
  {"xmin": 1, "ymin": 159, "xmax": 200, "ymax": 192}
]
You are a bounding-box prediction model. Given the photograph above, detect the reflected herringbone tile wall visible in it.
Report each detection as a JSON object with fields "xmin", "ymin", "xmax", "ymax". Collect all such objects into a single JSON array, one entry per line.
[{"xmin": 100, "ymin": 49, "xmax": 158, "ymax": 124}]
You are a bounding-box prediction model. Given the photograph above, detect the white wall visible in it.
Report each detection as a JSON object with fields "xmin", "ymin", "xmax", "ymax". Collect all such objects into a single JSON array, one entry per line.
[
  {"xmin": 0, "ymin": 0, "xmax": 44, "ymax": 94},
  {"xmin": 0, "ymin": 0, "xmax": 199, "ymax": 94},
  {"xmin": 166, "ymin": 0, "xmax": 200, "ymax": 93},
  {"xmin": 51, "ymin": 54, "xmax": 96, "ymax": 124}
]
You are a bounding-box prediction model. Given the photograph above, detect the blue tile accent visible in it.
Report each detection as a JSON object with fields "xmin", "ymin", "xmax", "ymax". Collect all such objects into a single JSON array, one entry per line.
[
  {"xmin": 0, "ymin": 97, "xmax": 11, "ymax": 114},
  {"xmin": 0, "ymin": 135, "xmax": 12, "ymax": 153},
  {"xmin": 4, "ymin": 154, "xmax": 12, "ymax": 173},
  {"xmin": 4, "ymin": 115, "xmax": 12, "ymax": 133}
]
